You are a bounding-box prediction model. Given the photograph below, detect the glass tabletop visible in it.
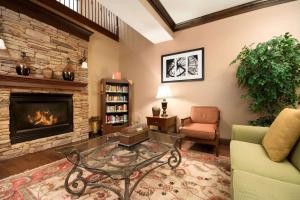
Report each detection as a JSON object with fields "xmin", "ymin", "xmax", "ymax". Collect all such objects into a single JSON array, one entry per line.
[{"xmin": 56, "ymin": 131, "xmax": 184, "ymax": 177}]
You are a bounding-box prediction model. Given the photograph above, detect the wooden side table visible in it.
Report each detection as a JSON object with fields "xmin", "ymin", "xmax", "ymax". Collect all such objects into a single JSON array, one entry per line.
[{"xmin": 146, "ymin": 116, "xmax": 177, "ymax": 133}]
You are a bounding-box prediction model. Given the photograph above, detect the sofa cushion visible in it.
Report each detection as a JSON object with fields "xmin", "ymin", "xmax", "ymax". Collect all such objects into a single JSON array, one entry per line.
[
  {"xmin": 289, "ymin": 139, "xmax": 300, "ymax": 171},
  {"xmin": 191, "ymin": 106, "xmax": 219, "ymax": 124},
  {"xmin": 232, "ymin": 169, "xmax": 300, "ymax": 200},
  {"xmin": 262, "ymin": 108, "xmax": 300, "ymax": 162},
  {"xmin": 180, "ymin": 123, "xmax": 216, "ymax": 140},
  {"xmin": 230, "ymin": 140, "xmax": 300, "ymax": 184}
]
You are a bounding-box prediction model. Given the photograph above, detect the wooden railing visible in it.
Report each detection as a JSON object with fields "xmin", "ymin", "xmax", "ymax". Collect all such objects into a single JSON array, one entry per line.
[{"xmin": 56, "ymin": 0, "xmax": 119, "ymax": 36}]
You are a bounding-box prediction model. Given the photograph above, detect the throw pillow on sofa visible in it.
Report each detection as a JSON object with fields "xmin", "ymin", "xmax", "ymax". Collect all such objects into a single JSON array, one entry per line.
[{"xmin": 262, "ymin": 108, "xmax": 300, "ymax": 162}]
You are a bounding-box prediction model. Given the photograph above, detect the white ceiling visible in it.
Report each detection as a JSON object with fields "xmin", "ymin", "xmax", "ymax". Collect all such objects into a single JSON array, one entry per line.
[
  {"xmin": 98, "ymin": 0, "xmax": 173, "ymax": 44},
  {"xmin": 160, "ymin": 0, "xmax": 254, "ymax": 24}
]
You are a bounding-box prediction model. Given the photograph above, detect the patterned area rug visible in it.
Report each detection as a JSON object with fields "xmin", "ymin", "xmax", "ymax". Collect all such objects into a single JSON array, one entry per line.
[{"xmin": 0, "ymin": 151, "xmax": 230, "ymax": 200}]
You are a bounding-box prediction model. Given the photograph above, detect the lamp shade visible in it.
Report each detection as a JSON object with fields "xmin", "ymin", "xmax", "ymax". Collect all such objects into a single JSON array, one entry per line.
[
  {"xmin": 0, "ymin": 39, "xmax": 7, "ymax": 50},
  {"xmin": 156, "ymin": 85, "xmax": 172, "ymax": 99},
  {"xmin": 81, "ymin": 61, "xmax": 88, "ymax": 69}
]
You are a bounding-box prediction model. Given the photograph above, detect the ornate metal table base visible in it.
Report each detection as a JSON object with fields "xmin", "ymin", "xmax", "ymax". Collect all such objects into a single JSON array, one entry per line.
[{"xmin": 64, "ymin": 140, "xmax": 182, "ymax": 200}]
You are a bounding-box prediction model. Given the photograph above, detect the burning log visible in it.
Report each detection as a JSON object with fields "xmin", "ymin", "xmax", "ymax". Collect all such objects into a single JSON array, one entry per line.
[{"xmin": 27, "ymin": 111, "xmax": 58, "ymax": 126}]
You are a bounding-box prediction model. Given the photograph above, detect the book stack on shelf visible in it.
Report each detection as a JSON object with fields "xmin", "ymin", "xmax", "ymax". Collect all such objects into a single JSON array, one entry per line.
[
  {"xmin": 101, "ymin": 79, "xmax": 132, "ymax": 134},
  {"xmin": 106, "ymin": 95, "xmax": 128, "ymax": 102},
  {"xmin": 106, "ymin": 85, "xmax": 128, "ymax": 93},
  {"xmin": 105, "ymin": 115, "xmax": 128, "ymax": 124},
  {"xmin": 106, "ymin": 104, "xmax": 128, "ymax": 113}
]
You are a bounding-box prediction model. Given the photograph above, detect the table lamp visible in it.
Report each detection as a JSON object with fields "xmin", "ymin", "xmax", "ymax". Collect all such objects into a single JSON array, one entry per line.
[{"xmin": 156, "ymin": 85, "xmax": 172, "ymax": 117}]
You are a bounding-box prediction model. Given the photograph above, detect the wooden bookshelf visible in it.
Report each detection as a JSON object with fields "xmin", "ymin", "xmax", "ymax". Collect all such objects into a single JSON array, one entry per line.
[{"xmin": 100, "ymin": 79, "xmax": 132, "ymax": 134}]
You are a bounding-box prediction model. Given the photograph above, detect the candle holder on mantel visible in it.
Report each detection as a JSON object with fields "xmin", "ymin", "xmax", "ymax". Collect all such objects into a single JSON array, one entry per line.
[{"xmin": 62, "ymin": 57, "xmax": 75, "ymax": 81}]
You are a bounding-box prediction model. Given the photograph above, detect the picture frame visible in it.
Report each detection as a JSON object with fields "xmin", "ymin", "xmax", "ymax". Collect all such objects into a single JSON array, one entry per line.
[{"xmin": 161, "ymin": 48, "xmax": 204, "ymax": 83}]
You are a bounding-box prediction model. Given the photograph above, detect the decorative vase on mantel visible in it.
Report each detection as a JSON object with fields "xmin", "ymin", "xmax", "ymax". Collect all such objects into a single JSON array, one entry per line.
[
  {"xmin": 42, "ymin": 67, "xmax": 53, "ymax": 79},
  {"xmin": 16, "ymin": 52, "xmax": 31, "ymax": 76},
  {"xmin": 62, "ymin": 57, "xmax": 75, "ymax": 81}
]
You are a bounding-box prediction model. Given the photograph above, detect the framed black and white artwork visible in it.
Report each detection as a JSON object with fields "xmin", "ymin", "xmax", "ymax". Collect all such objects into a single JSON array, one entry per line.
[{"xmin": 161, "ymin": 48, "xmax": 204, "ymax": 83}]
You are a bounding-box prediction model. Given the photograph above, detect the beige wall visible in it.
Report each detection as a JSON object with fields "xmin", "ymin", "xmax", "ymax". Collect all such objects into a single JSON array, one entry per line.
[
  {"xmin": 119, "ymin": 1, "xmax": 300, "ymax": 139},
  {"xmin": 88, "ymin": 33, "xmax": 119, "ymax": 118}
]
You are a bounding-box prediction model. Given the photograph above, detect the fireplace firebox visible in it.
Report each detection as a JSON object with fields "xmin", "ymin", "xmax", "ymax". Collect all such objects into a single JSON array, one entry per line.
[{"xmin": 10, "ymin": 93, "xmax": 73, "ymax": 144}]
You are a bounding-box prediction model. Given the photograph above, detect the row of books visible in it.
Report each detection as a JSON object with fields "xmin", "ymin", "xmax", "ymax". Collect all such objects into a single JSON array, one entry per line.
[
  {"xmin": 106, "ymin": 95, "xmax": 128, "ymax": 102},
  {"xmin": 106, "ymin": 104, "xmax": 128, "ymax": 112},
  {"xmin": 106, "ymin": 85, "xmax": 128, "ymax": 93},
  {"xmin": 105, "ymin": 114, "xmax": 128, "ymax": 124}
]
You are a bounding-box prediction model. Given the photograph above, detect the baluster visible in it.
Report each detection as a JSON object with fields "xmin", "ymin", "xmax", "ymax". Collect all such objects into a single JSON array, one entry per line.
[
  {"xmin": 104, "ymin": 7, "xmax": 106, "ymax": 29},
  {"xmin": 79, "ymin": 0, "xmax": 81, "ymax": 14},
  {"xmin": 94, "ymin": 0, "xmax": 96, "ymax": 23},
  {"xmin": 88, "ymin": 0, "xmax": 90, "ymax": 19},
  {"xmin": 110, "ymin": 12, "xmax": 113, "ymax": 32},
  {"xmin": 108, "ymin": 11, "xmax": 110, "ymax": 32},
  {"xmin": 92, "ymin": 0, "xmax": 94, "ymax": 22},
  {"xmin": 112, "ymin": 14, "xmax": 115, "ymax": 34},
  {"xmin": 84, "ymin": 0, "xmax": 86, "ymax": 17},
  {"xmin": 97, "ymin": 2, "xmax": 99, "ymax": 25},
  {"xmin": 109, "ymin": 12, "xmax": 113, "ymax": 31},
  {"xmin": 100, "ymin": 5, "xmax": 102, "ymax": 26},
  {"xmin": 116, "ymin": 16, "xmax": 119, "ymax": 35},
  {"xmin": 114, "ymin": 15, "xmax": 116, "ymax": 34}
]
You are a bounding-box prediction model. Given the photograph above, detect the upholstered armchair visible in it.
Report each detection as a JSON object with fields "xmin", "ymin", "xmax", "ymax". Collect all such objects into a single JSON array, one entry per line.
[{"xmin": 179, "ymin": 106, "xmax": 220, "ymax": 156}]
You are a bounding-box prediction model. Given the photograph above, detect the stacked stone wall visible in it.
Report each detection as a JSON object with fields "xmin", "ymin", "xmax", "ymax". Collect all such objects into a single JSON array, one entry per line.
[{"xmin": 0, "ymin": 6, "xmax": 89, "ymax": 160}]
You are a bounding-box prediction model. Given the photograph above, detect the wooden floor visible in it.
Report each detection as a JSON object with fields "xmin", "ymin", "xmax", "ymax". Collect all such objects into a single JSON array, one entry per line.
[{"xmin": 0, "ymin": 141, "xmax": 229, "ymax": 179}]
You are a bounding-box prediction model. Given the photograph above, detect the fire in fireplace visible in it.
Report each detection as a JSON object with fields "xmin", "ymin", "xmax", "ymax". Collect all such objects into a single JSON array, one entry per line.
[
  {"xmin": 27, "ymin": 111, "xmax": 59, "ymax": 126},
  {"xmin": 10, "ymin": 93, "xmax": 73, "ymax": 144}
]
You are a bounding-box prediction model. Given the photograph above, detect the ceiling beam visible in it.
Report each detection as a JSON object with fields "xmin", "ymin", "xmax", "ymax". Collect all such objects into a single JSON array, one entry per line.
[
  {"xmin": 146, "ymin": 0, "xmax": 175, "ymax": 31},
  {"xmin": 147, "ymin": 0, "xmax": 297, "ymax": 32}
]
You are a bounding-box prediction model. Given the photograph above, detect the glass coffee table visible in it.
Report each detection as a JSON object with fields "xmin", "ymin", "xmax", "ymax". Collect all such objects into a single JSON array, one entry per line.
[{"xmin": 57, "ymin": 131, "xmax": 184, "ymax": 200}]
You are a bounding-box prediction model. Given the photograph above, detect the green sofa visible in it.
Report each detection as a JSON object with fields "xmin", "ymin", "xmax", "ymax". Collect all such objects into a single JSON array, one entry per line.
[{"xmin": 230, "ymin": 125, "xmax": 300, "ymax": 200}]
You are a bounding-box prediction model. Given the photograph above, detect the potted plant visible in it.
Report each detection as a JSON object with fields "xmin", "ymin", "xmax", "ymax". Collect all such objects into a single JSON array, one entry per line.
[{"xmin": 231, "ymin": 33, "xmax": 300, "ymax": 126}]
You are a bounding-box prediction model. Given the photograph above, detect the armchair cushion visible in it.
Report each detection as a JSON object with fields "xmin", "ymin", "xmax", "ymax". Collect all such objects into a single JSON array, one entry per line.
[
  {"xmin": 180, "ymin": 123, "xmax": 217, "ymax": 140},
  {"xmin": 191, "ymin": 106, "xmax": 219, "ymax": 124}
]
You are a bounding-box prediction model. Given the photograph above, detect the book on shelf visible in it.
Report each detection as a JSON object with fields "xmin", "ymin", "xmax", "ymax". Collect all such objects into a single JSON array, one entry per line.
[
  {"xmin": 106, "ymin": 85, "xmax": 128, "ymax": 93},
  {"xmin": 105, "ymin": 114, "xmax": 128, "ymax": 124},
  {"xmin": 106, "ymin": 94, "xmax": 128, "ymax": 102},
  {"xmin": 106, "ymin": 104, "xmax": 128, "ymax": 112}
]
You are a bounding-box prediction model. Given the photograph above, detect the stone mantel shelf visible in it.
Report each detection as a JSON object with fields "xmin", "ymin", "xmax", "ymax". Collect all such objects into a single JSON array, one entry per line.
[{"xmin": 0, "ymin": 74, "xmax": 87, "ymax": 91}]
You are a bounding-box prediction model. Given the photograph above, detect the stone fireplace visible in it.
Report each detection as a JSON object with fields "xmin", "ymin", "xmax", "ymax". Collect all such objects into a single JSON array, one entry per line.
[
  {"xmin": 10, "ymin": 93, "xmax": 73, "ymax": 144},
  {"xmin": 0, "ymin": 87, "xmax": 88, "ymax": 160},
  {"xmin": 0, "ymin": 6, "xmax": 89, "ymax": 160}
]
